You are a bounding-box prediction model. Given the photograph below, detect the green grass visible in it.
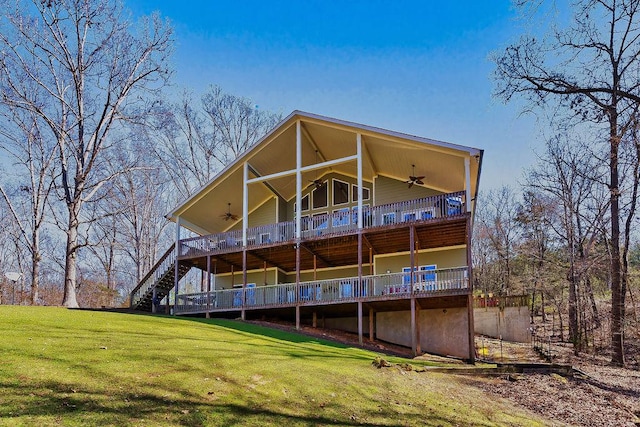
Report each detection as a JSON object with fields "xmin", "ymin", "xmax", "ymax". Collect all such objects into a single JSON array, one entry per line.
[{"xmin": 0, "ymin": 306, "xmax": 548, "ymax": 426}]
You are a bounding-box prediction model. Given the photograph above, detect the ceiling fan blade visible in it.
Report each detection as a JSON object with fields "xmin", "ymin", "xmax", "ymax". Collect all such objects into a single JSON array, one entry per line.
[
  {"xmin": 408, "ymin": 181, "xmax": 414, "ymax": 189},
  {"xmin": 416, "ymin": 179, "xmax": 424, "ymax": 185},
  {"xmin": 416, "ymin": 175, "xmax": 425, "ymax": 180}
]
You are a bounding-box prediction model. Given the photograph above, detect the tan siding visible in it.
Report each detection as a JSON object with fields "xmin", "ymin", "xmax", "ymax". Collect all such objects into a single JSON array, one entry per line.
[
  {"xmin": 248, "ymin": 197, "xmax": 277, "ymax": 227},
  {"xmin": 374, "ymin": 247, "xmax": 467, "ymax": 274},
  {"xmin": 374, "ymin": 175, "xmax": 440, "ymax": 205},
  {"xmin": 225, "ymin": 198, "xmax": 277, "ymax": 231},
  {"xmin": 214, "ymin": 269, "xmax": 278, "ymax": 289}
]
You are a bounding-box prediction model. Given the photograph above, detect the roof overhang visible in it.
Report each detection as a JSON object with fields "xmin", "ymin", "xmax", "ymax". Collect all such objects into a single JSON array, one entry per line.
[{"xmin": 167, "ymin": 111, "xmax": 483, "ymax": 235}]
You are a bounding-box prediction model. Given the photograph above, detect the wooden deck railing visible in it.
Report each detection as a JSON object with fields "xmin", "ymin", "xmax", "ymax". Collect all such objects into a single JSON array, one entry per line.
[
  {"xmin": 179, "ymin": 191, "xmax": 466, "ymax": 258},
  {"xmin": 174, "ymin": 266, "xmax": 469, "ymax": 314}
]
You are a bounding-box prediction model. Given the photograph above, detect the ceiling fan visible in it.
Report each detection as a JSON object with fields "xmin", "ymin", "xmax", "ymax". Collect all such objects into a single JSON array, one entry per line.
[
  {"xmin": 406, "ymin": 164, "xmax": 425, "ymax": 188},
  {"xmin": 220, "ymin": 203, "xmax": 239, "ymax": 221}
]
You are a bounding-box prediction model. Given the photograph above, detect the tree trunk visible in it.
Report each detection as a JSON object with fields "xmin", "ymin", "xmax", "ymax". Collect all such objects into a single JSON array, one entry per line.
[
  {"xmin": 62, "ymin": 204, "xmax": 80, "ymax": 308},
  {"xmin": 568, "ymin": 273, "xmax": 579, "ymax": 353},
  {"xmin": 30, "ymin": 227, "xmax": 40, "ymax": 305},
  {"xmin": 609, "ymin": 114, "xmax": 625, "ymax": 366}
]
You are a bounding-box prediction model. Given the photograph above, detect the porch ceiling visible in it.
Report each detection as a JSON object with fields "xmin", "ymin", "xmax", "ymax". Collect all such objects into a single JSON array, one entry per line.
[{"xmin": 170, "ymin": 111, "xmax": 482, "ymax": 235}]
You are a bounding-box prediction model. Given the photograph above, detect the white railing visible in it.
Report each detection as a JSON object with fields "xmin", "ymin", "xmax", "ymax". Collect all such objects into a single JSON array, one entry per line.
[
  {"xmin": 174, "ymin": 267, "xmax": 469, "ymax": 314},
  {"xmin": 130, "ymin": 246, "xmax": 176, "ymax": 308},
  {"xmin": 177, "ymin": 192, "xmax": 466, "ymax": 259}
]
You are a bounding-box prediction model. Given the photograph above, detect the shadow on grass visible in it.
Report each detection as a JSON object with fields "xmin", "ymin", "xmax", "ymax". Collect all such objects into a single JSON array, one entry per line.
[{"xmin": 0, "ymin": 378, "xmax": 459, "ymax": 427}]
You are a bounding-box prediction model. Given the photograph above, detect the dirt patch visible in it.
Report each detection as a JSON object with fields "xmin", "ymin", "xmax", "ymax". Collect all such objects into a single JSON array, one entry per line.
[{"xmin": 473, "ymin": 336, "xmax": 640, "ymax": 427}]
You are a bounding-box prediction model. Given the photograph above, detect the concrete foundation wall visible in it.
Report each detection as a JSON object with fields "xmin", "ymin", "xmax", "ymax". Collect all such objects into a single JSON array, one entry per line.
[
  {"xmin": 376, "ymin": 307, "xmax": 470, "ymax": 359},
  {"xmin": 474, "ymin": 306, "xmax": 530, "ymax": 343},
  {"xmin": 323, "ymin": 316, "xmax": 370, "ymax": 334}
]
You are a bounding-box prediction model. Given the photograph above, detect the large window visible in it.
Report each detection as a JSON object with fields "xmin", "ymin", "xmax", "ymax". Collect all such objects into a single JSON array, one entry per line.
[
  {"xmin": 312, "ymin": 181, "xmax": 328, "ymax": 209},
  {"xmin": 333, "ymin": 179, "xmax": 350, "ymax": 205},
  {"xmin": 352, "ymin": 184, "xmax": 370, "ymax": 202}
]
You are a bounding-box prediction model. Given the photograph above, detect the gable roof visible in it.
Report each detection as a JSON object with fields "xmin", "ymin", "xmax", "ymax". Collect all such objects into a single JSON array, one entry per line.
[{"xmin": 167, "ymin": 110, "xmax": 483, "ymax": 235}]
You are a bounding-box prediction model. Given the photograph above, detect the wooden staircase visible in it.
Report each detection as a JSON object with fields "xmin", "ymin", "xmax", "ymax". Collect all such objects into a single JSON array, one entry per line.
[{"xmin": 130, "ymin": 246, "xmax": 192, "ymax": 311}]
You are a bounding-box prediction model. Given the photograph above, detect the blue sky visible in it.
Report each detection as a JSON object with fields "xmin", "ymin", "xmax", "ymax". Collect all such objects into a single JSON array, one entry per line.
[{"xmin": 129, "ymin": 1, "xmax": 537, "ymax": 191}]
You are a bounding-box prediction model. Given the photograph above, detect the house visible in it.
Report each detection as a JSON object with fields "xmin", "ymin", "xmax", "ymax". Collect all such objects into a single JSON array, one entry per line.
[{"xmin": 131, "ymin": 111, "xmax": 483, "ymax": 361}]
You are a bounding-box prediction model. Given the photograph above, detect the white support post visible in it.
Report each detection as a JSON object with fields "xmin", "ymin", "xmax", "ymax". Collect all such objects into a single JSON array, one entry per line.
[
  {"xmin": 464, "ymin": 157, "xmax": 472, "ymax": 213},
  {"xmin": 243, "ymin": 161, "xmax": 249, "ymax": 246},
  {"xmin": 295, "ymin": 120, "xmax": 302, "ymax": 239},
  {"xmin": 173, "ymin": 217, "xmax": 181, "ymax": 315},
  {"xmin": 356, "ymin": 133, "xmax": 363, "ymax": 229}
]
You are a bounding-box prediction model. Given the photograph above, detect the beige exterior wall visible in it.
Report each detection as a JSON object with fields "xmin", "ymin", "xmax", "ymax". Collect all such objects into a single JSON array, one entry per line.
[
  {"xmin": 284, "ymin": 266, "xmax": 362, "ymax": 283},
  {"xmin": 248, "ymin": 197, "xmax": 278, "ymax": 227},
  {"xmin": 374, "ymin": 246, "xmax": 467, "ymax": 274},
  {"xmin": 227, "ymin": 197, "xmax": 278, "ymax": 231},
  {"xmin": 374, "ymin": 175, "xmax": 440, "ymax": 205},
  {"xmin": 474, "ymin": 306, "xmax": 531, "ymax": 343},
  {"xmin": 376, "ymin": 307, "xmax": 470, "ymax": 359},
  {"xmin": 214, "ymin": 269, "xmax": 279, "ymax": 290}
]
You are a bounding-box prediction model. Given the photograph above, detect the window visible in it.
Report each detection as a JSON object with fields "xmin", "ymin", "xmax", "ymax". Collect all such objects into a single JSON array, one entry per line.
[
  {"xmin": 312, "ymin": 212, "xmax": 328, "ymax": 230},
  {"xmin": 352, "ymin": 185, "xmax": 370, "ymax": 202},
  {"xmin": 402, "ymin": 208, "xmax": 435, "ymax": 222},
  {"xmin": 259, "ymin": 233, "xmax": 271, "ymax": 244},
  {"xmin": 351, "ymin": 205, "xmax": 370, "ymax": 226},
  {"xmin": 382, "ymin": 212, "xmax": 396, "ymax": 225},
  {"xmin": 333, "ymin": 179, "xmax": 350, "ymax": 205},
  {"xmin": 312, "ymin": 182, "xmax": 328, "ymax": 209},
  {"xmin": 402, "ymin": 267, "xmax": 415, "ymax": 286},
  {"xmin": 293, "ymin": 194, "xmax": 310, "ymax": 214},
  {"xmin": 419, "ymin": 265, "xmax": 437, "ymax": 282},
  {"xmin": 332, "ymin": 208, "xmax": 350, "ymax": 227}
]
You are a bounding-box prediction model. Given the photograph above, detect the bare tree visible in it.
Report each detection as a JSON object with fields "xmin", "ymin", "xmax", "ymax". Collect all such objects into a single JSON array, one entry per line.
[
  {"xmin": 0, "ymin": 103, "xmax": 56, "ymax": 305},
  {"xmin": 0, "ymin": 0, "xmax": 172, "ymax": 307},
  {"xmin": 153, "ymin": 86, "xmax": 281, "ymax": 199},
  {"xmin": 493, "ymin": 0, "xmax": 640, "ymax": 365},
  {"xmin": 527, "ymin": 136, "xmax": 609, "ymax": 352},
  {"xmin": 516, "ymin": 190, "xmax": 556, "ymax": 323},
  {"xmin": 477, "ymin": 186, "xmax": 522, "ymax": 295}
]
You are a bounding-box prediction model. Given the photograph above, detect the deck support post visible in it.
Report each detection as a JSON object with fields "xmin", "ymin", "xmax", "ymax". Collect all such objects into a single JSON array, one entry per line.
[
  {"xmin": 410, "ymin": 225, "xmax": 417, "ymax": 355},
  {"xmin": 411, "ymin": 297, "xmax": 417, "ymax": 356},
  {"xmin": 151, "ymin": 288, "xmax": 157, "ymax": 314},
  {"xmin": 312, "ymin": 311, "xmax": 317, "ymax": 328},
  {"xmin": 241, "ymin": 248, "xmax": 247, "ymax": 321},
  {"xmin": 466, "ymin": 217, "xmax": 475, "ymax": 363},
  {"xmin": 206, "ymin": 255, "xmax": 211, "ymax": 318},
  {"xmin": 295, "ymin": 242, "xmax": 301, "ymax": 330},
  {"xmin": 263, "ymin": 261, "xmax": 267, "ymax": 285},
  {"xmin": 357, "ymin": 229, "xmax": 363, "ymax": 345},
  {"xmin": 173, "ymin": 217, "xmax": 181, "ymax": 316},
  {"xmin": 358, "ymin": 301, "xmax": 363, "ymax": 345},
  {"xmin": 369, "ymin": 307, "xmax": 374, "ymax": 342},
  {"xmin": 416, "ymin": 300, "xmax": 422, "ymax": 355}
]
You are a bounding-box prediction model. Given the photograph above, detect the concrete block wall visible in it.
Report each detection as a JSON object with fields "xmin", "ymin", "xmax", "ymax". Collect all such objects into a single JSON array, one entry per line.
[{"xmin": 474, "ymin": 305, "xmax": 530, "ymax": 343}]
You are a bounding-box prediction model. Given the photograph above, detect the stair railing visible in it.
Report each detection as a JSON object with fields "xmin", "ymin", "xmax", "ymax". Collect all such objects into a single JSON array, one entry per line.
[{"xmin": 130, "ymin": 245, "xmax": 176, "ymax": 308}]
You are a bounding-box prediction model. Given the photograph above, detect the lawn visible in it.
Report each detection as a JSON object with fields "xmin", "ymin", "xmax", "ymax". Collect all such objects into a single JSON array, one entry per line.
[{"xmin": 0, "ymin": 306, "xmax": 549, "ymax": 426}]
